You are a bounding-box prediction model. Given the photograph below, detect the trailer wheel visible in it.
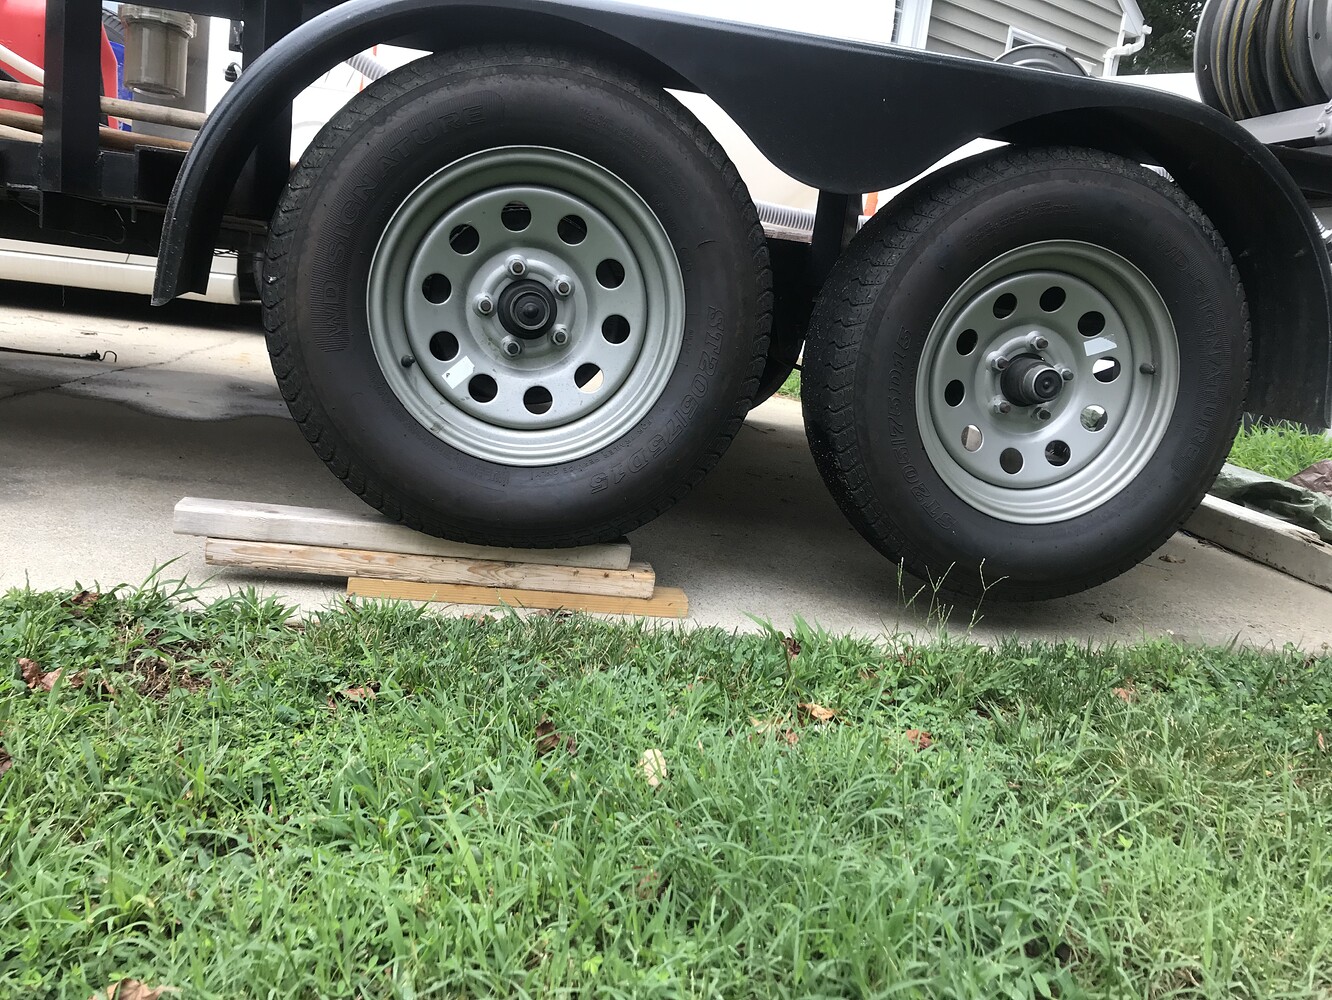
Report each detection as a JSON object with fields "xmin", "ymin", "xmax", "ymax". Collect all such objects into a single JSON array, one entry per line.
[
  {"xmin": 802, "ymin": 147, "xmax": 1249, "ymax": 600},
  {"xmin": 263, "ymin": 49, "xmax": 770, "ymax": 546}
]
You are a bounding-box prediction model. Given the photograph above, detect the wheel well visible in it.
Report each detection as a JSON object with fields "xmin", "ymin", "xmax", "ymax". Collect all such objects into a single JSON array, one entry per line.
[
  {"xmin": 993, "ymin": 108, "xmax": 1332, "ymax": 428},
  {"xmin": 154, "ymin": 10, "xmax": 699, "ymax": 304},
  {"xmin": 273, "ymin": 19, "xmax": 696, "ymax": 222}
]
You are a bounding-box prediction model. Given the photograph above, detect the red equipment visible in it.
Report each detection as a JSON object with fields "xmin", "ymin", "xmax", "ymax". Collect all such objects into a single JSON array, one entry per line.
[{"xmin": 0, "ymin": 0, "xmax": 120, "ymax": 118}]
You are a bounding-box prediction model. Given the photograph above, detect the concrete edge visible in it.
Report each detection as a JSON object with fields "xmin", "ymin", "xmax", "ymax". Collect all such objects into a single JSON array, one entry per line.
[{"xmin": 1185, "ymin": 495, "xmax": 1332, "ymax": 593}]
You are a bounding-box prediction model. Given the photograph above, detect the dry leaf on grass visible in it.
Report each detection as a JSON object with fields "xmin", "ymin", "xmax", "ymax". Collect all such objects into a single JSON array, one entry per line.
[
  {"xmin": 18, "ymin": 658, "xmax": 41, "ymax": 686},
  {"xmin": 750, "ymin": 717, "xmax": 800, "ymax": 746},
  {"xmin": 780, "ymin": 634, "xmax": 801, "ymax": 660},
  {"xmin": 43, "ymin": 668, "xmax": 85, "ymax": 692},
  {"xmin": 37, "ymin": 668, "xmax": 71, "ymax": 692},
  {"xmin": 639, "ymin": 749, "xmax": 667, "ymax": 788},
  {"xmin": 327, "ymin": 684, "xmax": 379, "ymax": 711},
  {"xmin": 0, "ymin": 744, "xmax": 11, "ymax": 778},
  {"xmin": 635, "ymin": 869, "xmax": 664, "ymax": 900},
  {"xmin": 905, "ymin": 729, "xmax": 933, "ymax": 750},
  {"xmin": 94, "ymin": 980, "xmax": 178, "ymax": 1000},
  {"xmin": 68, "ymin": 590, "xmax": 101, "ymax": 614},
  {"xmin": 535, "ymin": 718, "xmax": 559, "ymax": 755},
  {"xmin": 534, "ymin": 717, "xmax": 577, "ymax": 757},
  {"xmin": 1112, "ymin": 683, "xmax": 1137, "ymax": 703},
  {"xmin": 798, "ymin": 702, "xmax": 838, "ymax": 723},
  {"xmin": 1319, "ymin": 731, "xmax": 1327, "ymax": 752},
  {"xmin": 19, "ymin": 658, "xmax": 83, "ymax": 692}
]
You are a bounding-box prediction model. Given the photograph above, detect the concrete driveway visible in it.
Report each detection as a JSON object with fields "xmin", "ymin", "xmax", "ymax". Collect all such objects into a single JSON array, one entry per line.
[{"xmin": 3, "ymin": 280, "xmax": 1330, "ymax": 649}]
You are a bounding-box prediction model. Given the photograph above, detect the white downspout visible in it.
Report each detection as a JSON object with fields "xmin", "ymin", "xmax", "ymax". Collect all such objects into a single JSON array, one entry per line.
[{"xmin": 1103, "ymin": 23, "xmax": 1150, "ymax": 76}]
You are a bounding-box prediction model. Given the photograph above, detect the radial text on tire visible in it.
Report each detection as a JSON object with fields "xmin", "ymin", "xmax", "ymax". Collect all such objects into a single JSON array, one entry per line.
[
  {"xmin": 801, "ymin": 146, "xmax": 1250, "ymax": 601},
  {"xmin": 262, "ymin": 48, "xmax": 771, "ymax": 547}
]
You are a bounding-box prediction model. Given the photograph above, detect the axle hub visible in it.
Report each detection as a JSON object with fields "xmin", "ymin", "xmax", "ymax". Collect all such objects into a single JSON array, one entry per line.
[
  {"xmin": 497, "ymin": 279, "xmax": 558, "ymax": 339},
  {"xmin": 1000, "ymin": 354, "xmax": 1063, "ymax": 407}
]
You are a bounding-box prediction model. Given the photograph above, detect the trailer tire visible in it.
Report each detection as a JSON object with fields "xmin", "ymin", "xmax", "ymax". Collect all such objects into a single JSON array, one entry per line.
[
  {"xmin": 752, "ymin": 239, "xmax": 810, "ymax": 404},
  {"xmin": 263, "ymin": 48, "xmax": 770, "ymax": 547},
  {"xmin": 802, "ymin": 146, "xmax": 1250, "ymax": 601}
]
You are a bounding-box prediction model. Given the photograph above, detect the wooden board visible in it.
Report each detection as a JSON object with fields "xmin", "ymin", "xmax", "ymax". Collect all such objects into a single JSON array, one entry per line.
[
  {"xmin": 206, "ymin": 538, "xmax": 656, "ymax": 598},
  {"xmin": 1186, "ymin": 495, "xmax": 1332, "ymax": 592},
  {"xmin": 347, "ymin": 578, "xmax": 689, "ymax": 619},
  {"xmin": 175, "ymin": 497, "xmax": 631, "ymax": 570}
]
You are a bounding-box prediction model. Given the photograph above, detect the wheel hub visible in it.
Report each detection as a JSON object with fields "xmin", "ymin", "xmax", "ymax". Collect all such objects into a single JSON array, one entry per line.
[
  {"xmin": 1000, "ymin": 354, "xmax": 1063, "ymax": 406},
  {"xmin": 498, "ymin": 279, "xmax": 557, "ymax": 338}
]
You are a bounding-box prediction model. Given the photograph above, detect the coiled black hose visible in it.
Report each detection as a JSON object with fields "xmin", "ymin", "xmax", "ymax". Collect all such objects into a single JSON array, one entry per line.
[{"xmin": 1197, "ymin": 0, "xmax": 1332, "ymax": 117}]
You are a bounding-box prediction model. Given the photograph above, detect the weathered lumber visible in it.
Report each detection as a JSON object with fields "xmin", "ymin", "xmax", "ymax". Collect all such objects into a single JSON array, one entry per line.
[
  {"xmin": 174, "ymin": 497, "xmax": 631, "ymax": 570},
  {"xmin": 346, "ymin": 578, "xmax": 688, "ymax": 618},
  {"xmin": 205, "ymin": 538, "xmax": 655, "ymax": 598}
]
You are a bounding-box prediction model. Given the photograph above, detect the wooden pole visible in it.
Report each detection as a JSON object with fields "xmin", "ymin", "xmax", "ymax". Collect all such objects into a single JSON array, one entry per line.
[
  {"xmin": 0, "ymin": 79, "xmax": 208, "ymax": 131},
  {"xmin": 0, "ymin": 107, "xmax": 193, "ymax": 152}
]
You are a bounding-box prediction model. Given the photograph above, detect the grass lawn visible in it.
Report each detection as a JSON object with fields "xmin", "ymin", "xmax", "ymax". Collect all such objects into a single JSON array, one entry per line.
[
  {"xmin": 777, "ymin": 369, "xmax": 801, "ymax": 399},
  {"xmin": 1227, "ymin": 421, "xmax": 1332, "ymax": 481},
  {"xmin": 3, "ymin": 584, "xmax": 1332, "ymax": 998}
]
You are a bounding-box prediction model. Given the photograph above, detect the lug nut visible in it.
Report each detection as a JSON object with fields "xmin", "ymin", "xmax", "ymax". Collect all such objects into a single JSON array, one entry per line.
[
  {"xmin": 1034, "ymin": 406, "xmax": 1052, "ymax": 421},
  {"xmin": 991, "ymin": 396, "xmax": 1012, "ymax": 415},
  {"xmin": 1026, "ymin": 333, "xmax": 1050, "ymax": 351},
  {"xmin": 553, "ymin": 275, "xmax": 573, "ymax": 297},
  {"xmin": 551, "ymin": 325, "xmax": 570, "ymax": 347},
  {"xmin": 475, "ymin": 294, "xmax": 495, "ymax": 316},
  {"xmin": 988, "ymin": 353, "xmax": 1010, "ymax": 372},
  {"xmin": 501, "ymin": 336, "xmax": 523, "ymax": 358},
  {"xmin": 1059, "ymin": 366, "xmax": 1075, "ymax": 381},
  {"xmin": 506, "ymin": 255, "xmax": 527, "ymax": 277}
]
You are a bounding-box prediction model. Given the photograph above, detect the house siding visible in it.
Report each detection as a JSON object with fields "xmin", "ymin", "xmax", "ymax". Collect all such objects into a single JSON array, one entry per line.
[{"xmin": 926, "ymin": 0, "xmax": 1126, "ymax": 75}]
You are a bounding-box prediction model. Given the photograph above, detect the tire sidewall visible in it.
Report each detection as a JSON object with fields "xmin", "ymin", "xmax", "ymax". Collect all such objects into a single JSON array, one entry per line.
[
  {"xmin": 273, "ymin": 57, "xmax": 763, "ymax": 540},
  {"xmin": 842, "ymin": 167, "xmax": 1246, "ymax": 592}
]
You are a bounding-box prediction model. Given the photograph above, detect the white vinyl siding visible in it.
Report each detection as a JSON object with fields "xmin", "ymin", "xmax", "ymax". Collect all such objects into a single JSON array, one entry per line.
[{"xmin": 926, "ymin": 0, "xmax": 1127, "ymax": 75}]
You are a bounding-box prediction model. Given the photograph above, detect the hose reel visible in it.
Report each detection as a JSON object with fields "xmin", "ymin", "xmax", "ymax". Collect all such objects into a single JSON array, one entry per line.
[{"xmin": 1196, "ymin": 0, "xmax": 1332, "ymax": 118}]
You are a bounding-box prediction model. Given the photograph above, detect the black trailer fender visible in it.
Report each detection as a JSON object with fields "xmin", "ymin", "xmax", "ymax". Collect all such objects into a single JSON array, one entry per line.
[{"xmin": 151, "ymin": 0, "xmax": 1332, "ymax": 427}]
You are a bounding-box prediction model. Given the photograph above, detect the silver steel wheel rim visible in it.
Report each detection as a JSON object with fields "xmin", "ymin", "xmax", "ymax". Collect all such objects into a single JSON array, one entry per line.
[
  {"xmin": 915, "ymin": 240, "xmax": 1180, "ymax": 524},
  {"xmin": 367, "ymin": 146, "xmax": 686, "ymax": 466}
]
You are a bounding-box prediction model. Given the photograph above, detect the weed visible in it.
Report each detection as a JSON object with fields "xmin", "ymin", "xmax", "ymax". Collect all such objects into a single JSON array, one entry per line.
[{"xmin": 1228, "ymin": 420, "xmax": 1332, "ymax": 481}]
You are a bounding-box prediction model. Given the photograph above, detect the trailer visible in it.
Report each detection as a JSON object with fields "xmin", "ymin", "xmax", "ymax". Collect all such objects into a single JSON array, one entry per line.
[{"xmin": 2, "ymin": 0, "xmax": 1331, "ymax": 600}]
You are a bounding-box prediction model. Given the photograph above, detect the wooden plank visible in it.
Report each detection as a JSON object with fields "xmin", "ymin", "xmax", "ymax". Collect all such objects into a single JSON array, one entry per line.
[
  {"xmin": 1185, "ymin": 495, "xmax": 1332, "ymax": 592},
  {"xmin": 206, "ymin": 538, "xmax": 656, "ymax": 598},
  {"xmin": 346, "ymin": 578, "xmax": 689, "ymax": 619},
  {"xmin": 175, "ymin": 497, "xmax": 631, "ymax": 570}
]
